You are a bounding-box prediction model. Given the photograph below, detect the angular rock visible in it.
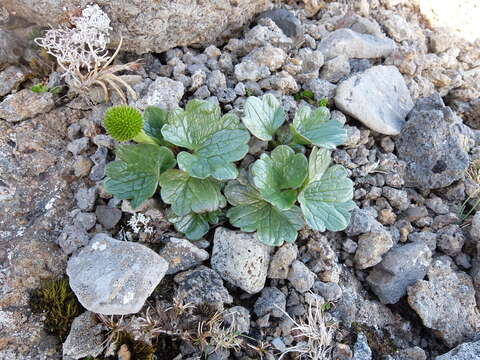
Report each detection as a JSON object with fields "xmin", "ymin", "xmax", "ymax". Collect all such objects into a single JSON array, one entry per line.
[
  {"xmin": 234, "ymin": 60, "xmax": 270, "ymax": 82},
  {"xmin": 257, "ymin": 8, "xmax": 303, "ymax": 43},
  {"xmin": 67, "ymin": 137, "xmax": 89, "ymax": 156},
  {"xmin": 268, "ymin": 243, "xmax": 298, "ymax": 279},
  {"xmin": 57, "ymin": 223, "xmax": 90, "ymax": 255},
  {"xmin": 437, "ymin": 224, "xmax": 465, "ymax": 256},
  {"xmin": 0, "ymin": 89, "xmax": 54, "ymax": 122},
  {"xmin": 0, "ymin": 65, "xmax": 26, "ymax": 96},
  {"xmin": 470, "ymin": 212, "xmax": 480, "ymax": 241},
  {"xmin": 287, "ymin": 260, "xmax": 315, "ymax": 293},
  {"xmin": 305, "ymin": 78, "xmax": 337, "ymax": 102},
  {"xmin": 353, "ymin": 332, "xmax": 372, "ymax": 360},
  {"xmin": 396, "ymin": 94, "xmax": 470, "ymax": 189},
  {"xmin": 320, "ymin": 55, "xmax": 350, "ymax": 83},
  {"xmin": 318, "ymin": 29, "xmax": 395, "ymax": 60},
  {"xmin": 254, "ymin": 287, "xmax": 286, "ymax": 318},
  {"xmin": 384, "ymin": 13, "xmax": 414, "ymax": 42},
  {"xmin": 5, "ymin": 1, "xmax": 270, "ymax": 54},
  {"xmin": 75, "ymin": 187, "xmax": 97, "ymax": 211},
  {"xmin": 211, "ymin": 227, "xmax": 270, "ymax": 294},
  {"xmin": 67, "ymin": 234, "xmax": 168, "ymax": 315},
  {"xmin": 407, "ymin": 257, "xmax": 480, "ymax": 347},
  {"xmin": 174, "ymin": 266, "xmax": 233, "ymax": 309},
  {"xmin": 335, "ymin": 65, "xmax": 413, "ymax": 135},
  {"xmin": 354, "ymin": 231, "xmax": 393, "ymax": 269},
  {"xmin": 367, "ymin": 242, "xmax": 432, "ymax": 304},
  {"xmin": 95, "ymin": 205, "xmax": 122, "ymax": 229},
  {"xmin": 313, "ymin": 281, "xmax": 342, "ymax": 302},
  {"xmin": 136, "ymin": 77, "xmax": 184, "ymax": 110},
  {"xmin": 0, "ymin": 29, "xmax": 25, "ymax": 66},
  {"xmin": 246, "ymin": 45, "xmax": 287, "ymax": 71},
  {"xmin": 435, "ymin": 340, "xmax": 480, "ymax": 360},
  {"xmin": 159, "ymin": 237, "xmax": 209, "ymax": 275},
  {"xmin": 345, "ymin": 207, "xmax": 382, "ymax": 236},
  {"xmin": 63, "ymin": 312, "xmax": 104, "ymax": 359}
]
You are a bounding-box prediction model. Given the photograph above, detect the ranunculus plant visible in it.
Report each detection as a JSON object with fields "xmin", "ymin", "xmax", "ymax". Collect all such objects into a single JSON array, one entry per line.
[{"xmin": 102, "ymin": 94, "xmax": 354, "ymax": 245}]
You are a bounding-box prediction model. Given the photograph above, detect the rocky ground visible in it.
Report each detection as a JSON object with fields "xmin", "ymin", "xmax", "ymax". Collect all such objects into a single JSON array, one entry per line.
[{"xmin": 1, "ymin": 0, "xmax": 480, "ymax": 359}]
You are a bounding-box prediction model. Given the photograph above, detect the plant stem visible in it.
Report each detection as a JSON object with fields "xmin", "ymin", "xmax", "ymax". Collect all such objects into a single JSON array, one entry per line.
[{"xmin": 132, "ymin": 129, "xmax": 157, "ymax": 145}]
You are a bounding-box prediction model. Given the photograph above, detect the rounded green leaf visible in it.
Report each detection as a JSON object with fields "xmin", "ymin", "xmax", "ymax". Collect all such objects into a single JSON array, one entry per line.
[
  {"xmin": 168, "ymin": 211, "xmax": 210, "ymax": 241},
  {"xmin": 104, "ymin": 144, "xmax": 176, "ymax": 209},
  {"xmin": 291, "ymin": 106, "xmax": 346, "ymax": 149},
  {"xmin": 143, "ymin": 106, "xmax": 170, "ymax": 146},
  {"xmin": 225, "ymin": 180, "xmax": 305, "ymax": 246},
  {"xmin": 161, "ymin": 100, "xmax": 249, "ymax": 180},
  {"xmin": 242, "ymin": 94, "xmax": 285, "ymax": 141},
  {"xmin": 159, "ymin": 169, "xmax": 226, "ymax": 216},
  {"xmin": 298, "ymin": 156, "xmax": 354, "ymax": 232},
  {"xmin": 251, "ymin": 145, "xmax": 308, "ymax": 209}
]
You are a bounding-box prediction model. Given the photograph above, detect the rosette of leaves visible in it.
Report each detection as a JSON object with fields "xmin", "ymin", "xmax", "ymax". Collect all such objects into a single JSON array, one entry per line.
[
  {"xmin": 102, "ymin": 94, "xmax": 354, "ymax": 245},
  {"xmin": 225, "ymin": 146, "xmax": 354, "ymax": 246}
]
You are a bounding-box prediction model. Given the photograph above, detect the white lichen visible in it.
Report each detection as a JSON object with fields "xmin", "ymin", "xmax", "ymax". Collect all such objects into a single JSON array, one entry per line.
[
  {"xmin": 92, "ymin": 240, "xmax": 107, "ymax": 251},
  {"xmin": 34, "ymin": 4, "xmax": 138, "ymax": 102},
  {"xmin": 127, "ymin": 213, "xmax": 153, "ymax": 235},
  {"xmin": 35, "ymin": 4, "xmax": 112, "ymax": 86}
]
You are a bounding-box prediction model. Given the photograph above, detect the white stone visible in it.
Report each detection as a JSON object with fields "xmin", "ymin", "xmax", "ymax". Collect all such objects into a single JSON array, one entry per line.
[{"xmin": 335, "ymin": 65, "xmax": 414, "ymax": 135}]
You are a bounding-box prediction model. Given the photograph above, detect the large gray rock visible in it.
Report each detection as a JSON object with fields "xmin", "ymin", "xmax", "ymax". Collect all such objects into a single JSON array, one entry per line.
[
  {"xmin": 3, "ymin": 1, "xmax": 271, "ymax": 55},
  {"xmin": 63, "ymin": 312, "xmax": 104, "ymax": 359},
  {"xmin": 396, "ymin": 94, "xmax": 471, "ymax": 189},
  {"xmin": 435, "ymin": 340, "xmax": 480, "ymax": 360},
  {"xmin": 67, "ymin": 234, "xmax": 168, "ymax": 315},
  {"xmin": 211, "ymin": 227, "xmax": 270, "ymax": 294},
  {"xmin": 367, "ymin": 242, "xmax": 432, "ymax": 304},
  {"xmin": 318, "ymin": 29, "xmax": 395, "ymax": 60},
  {"xmin": 335, "ymin": 65, "xmax": 413, "ymax": 135},
  {"xmin": 407, "ymin": 257, "xmax": 480, "ymax": 347},
  {"xmin": 0, "ymin": 89, "xmax": 54, "ymax": 122}
]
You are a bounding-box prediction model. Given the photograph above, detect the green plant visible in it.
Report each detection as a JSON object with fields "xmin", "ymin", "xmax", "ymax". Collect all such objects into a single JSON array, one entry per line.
[
  {"xmin": 318, "ymin": 98, "xmax": 329, "ymax": 107},
  {"xmin": 293, "ymin": 89, "xmax": 315, "ymax": 103},
  {"xmin": 245, "ymin": 88, "xmax": 254, "ymax": 97},
  {"xmin": 102, "ymin": 94, "xmax": 354, "ymax": 245},
  {"xmin": 29, "ymin": 278, "xmax": 83, "ymax": 341},
  {"xmin": 30, "ymin": 83, "xmax": 62, "ymax": 94}
]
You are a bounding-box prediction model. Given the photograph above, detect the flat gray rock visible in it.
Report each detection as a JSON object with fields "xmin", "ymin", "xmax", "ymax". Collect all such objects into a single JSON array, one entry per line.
[
  {"xmin": 136, "ymin": 77, "xmax": 184, "ymax": 111},
  {"xmin": 211, "ymin": 227, "xmax": 270, "ymax": 294},
  {"xmin": 63, "ymin": 312, "xmax": 104, "ymax": 359},
  {"xmin": 67, "ymin": 234, "xmax": 168, "ymax": 315},
  {"xmin": 396, "ymin": 94, "xmax": 471, "ymax": 189},
  {"xmin": 318, "ymin": 29, "xmax": 395, "ymax": 60},
  {"xmin": 174, "ymin": 266, "xmax": 233, "ymax": 309},
  {"xmin": 0, "ymin": 89, "xmax": 54, "ymax": 122},
  {"xmin": 159, "ymin": 237, "xmax": 209, "ymax": 275},
  {"xmin": 335, "ymin": 65, "xmax": 413, "ymax": 135},
  {"xmin": 435, "ymin": 340, "xmax": 480, "ymax": 360},
  {"xmin": 367, "ymin": 242, "xmax": 432, "ymax": 304},
  {"xmin": 407, "ymin": 257, "xmax": 480, "ymax": 347}
]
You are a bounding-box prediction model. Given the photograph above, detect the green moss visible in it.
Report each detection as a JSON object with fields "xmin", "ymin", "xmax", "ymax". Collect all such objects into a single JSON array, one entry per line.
[
  {"xmin": 117, "ymin": 331, "xmax": 155, "ymax": 360},
  {"xmin": 29, "ymin": 278, "xmax": 83, "ymax": 341},
  {"xmin": 351, "ymin": 322, "xmax": 397, "ymax": 357}
]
